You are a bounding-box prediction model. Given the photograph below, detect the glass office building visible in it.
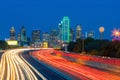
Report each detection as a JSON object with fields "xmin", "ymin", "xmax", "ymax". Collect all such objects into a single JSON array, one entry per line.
[{"xmin": 61, "ymin": 16, "xmax": 70, "ymax": 43}]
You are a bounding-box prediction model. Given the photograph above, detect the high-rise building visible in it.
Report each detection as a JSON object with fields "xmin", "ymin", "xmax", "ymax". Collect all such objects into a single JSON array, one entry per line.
[
  {"xmin": 61, "ymin": 16, "xmax": 70, "ymax": 43},
  {"xmin": 10, "ymin": 26, "xmax": 16, "ymax": 40},
  {"xmin": 58, "ymin": 23, "xmax": 62, "ymax": 42},
  {"xmin": 20, "ymin": 26, "xmax": 27, "ymax": 42},
  {"xmin": 31, "ymin": 30, "xmax": 41, "ymax": 47},
  {"xmin": 76, "ymin": 25, "xmax": 82, "ymax": 40},
  {"xmin": 32, "ymin": 30, "xmax": 40, "ymax": 42},
  {"xmin": 17, "ymin": 33, "xmax": 21, "ymax": 46},
  {"xmin": 19, "ymin": 26, "xmax": 29, "ymax": 46},
  {"xmin": 70, "ymin": 28, "xmax": 74, "ymax": 41},
  {"xmin": 42, "ymin": 32, "xmax": 50, "ymax": 42},
  {"xmin": 49, "ymin": 29, "xmax": 59, "ymax": 47}
]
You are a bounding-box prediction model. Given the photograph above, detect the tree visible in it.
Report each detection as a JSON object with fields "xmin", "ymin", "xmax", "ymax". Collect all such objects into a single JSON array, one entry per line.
[
  {"xmin": 0, "ymin": 40, "xmax": 8, "ymax": 50},
  {"xmin": 67, "ymin": 41, "xmax": 76, "ymax": 52}
]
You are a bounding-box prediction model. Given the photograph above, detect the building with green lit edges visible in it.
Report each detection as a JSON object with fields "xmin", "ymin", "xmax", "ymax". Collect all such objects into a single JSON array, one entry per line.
[{"xmin": 61, "ymin": 16, "xmax": 70, "ymax": 43}]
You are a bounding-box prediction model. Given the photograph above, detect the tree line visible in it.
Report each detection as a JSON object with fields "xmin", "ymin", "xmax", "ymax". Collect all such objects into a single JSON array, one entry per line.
[{"xmin": 67, "ymin": 38, "xmax": 120, "ymax": 58}]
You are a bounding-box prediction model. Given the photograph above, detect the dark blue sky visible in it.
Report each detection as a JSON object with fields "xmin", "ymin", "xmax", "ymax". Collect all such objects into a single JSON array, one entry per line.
[{"xmin": 0, "ymin": 0, "xmax": 120, "ymax": 40}]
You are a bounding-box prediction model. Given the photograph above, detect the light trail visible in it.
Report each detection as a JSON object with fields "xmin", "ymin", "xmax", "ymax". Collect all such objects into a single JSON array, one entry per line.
[
  {"xmin": 0, "ymin": 49, "xmax": 47, "ymax": 80},
  {"xmin": 32, "ymin": 49, "xmax": 120, "ymax": 80}
]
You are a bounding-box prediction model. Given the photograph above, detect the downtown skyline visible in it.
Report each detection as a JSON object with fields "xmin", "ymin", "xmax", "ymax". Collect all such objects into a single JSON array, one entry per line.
[{"xmin": 0, "ymin": 0, "xmax": 120, "ymax": 40}]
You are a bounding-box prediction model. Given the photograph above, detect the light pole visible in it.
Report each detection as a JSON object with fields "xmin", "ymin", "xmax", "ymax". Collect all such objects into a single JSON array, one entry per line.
[
  {"xmin": 82, "ymin": 34, "xmax": 84, "ymax": 52},
  {"xmin": 99, "ymin": 27, "xmax": 105, "ymax": 40}
]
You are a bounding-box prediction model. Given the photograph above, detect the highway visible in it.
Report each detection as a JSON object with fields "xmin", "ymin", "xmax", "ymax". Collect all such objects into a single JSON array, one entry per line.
[
  {"xmin": 0, "ymin": 49, "xmax": 76, "ymax": 80},
  {"xmin": 1, "ymin": 48, "xmax": 120, "ymax": 80},
  {"xmin": 32, "ymin": 49, "xmax": 120, "ymax": 80},
  {"xmin": 0, "ymin": 51, "xmax": 4, "ymax": 60},
  {"xmin": 0, "ymin": 49, "xmax": 47, "ymax": 80},
  {"xmin": 22, "ymin": 50, "xmax": 72, "ymax": 80}
]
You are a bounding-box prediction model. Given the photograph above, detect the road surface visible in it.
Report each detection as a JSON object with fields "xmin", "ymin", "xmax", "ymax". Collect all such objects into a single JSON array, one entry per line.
[
  {"xmin": 22, "ymin": 50, "xmax": 72, "ymax": 80},
  {"xmin": 0, "ymin": 49, "xmax": 46, "ymax": 80},
  {"xmin": 0, "ymin": 49, "xmax": 77, "ymax": 80},
  {"xmin": 1, "ymin": 49, "xmax": 120, "ymax": 80},
  {"xmin": 32, "ymin": 49, "xmax": 120, "ymax": 80}
]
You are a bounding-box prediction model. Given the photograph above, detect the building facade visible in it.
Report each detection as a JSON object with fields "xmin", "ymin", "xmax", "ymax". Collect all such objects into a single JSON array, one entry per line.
[
  {"xmin": 61, "ymin": 16, "xmax": 70, "ymax": 43},
  {"xmin": 10, "ymin": 26, "xmax": 16, "ymax": 40},
  {"xmin": 42, "ymin": 32, "xmax": 50, "ymax": 42},
  {"xmin": 70, "ymin": 28, "xmax": 74, "ymax": 42},
  {"xmin": 49, "ymin": 29, "xmax": 59, "ymax": 48},
  {"xmin": 31, "ymin": 30, "xmax": 41, "ymax": 47},
  {"xmin": 20, "ymin": 26, "xmax": 27, "ymax": 42},
  {"xmin": 76, "ymin": 25, "xmax": 82, "ymax": 40}
]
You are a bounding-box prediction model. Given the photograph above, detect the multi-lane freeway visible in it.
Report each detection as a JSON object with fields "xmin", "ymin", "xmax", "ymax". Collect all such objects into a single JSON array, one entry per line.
[
  {"xmin": 0, "ymin": 48, "xmax": 120, "ymax": 80},
  {"xmin": 0, "ymin": 49, "xmax": 79, "ymax": 80},
  {"xmin": 0, "ymin": 49, "xmax": 47, "ymax": 80},
  {"xmin": 22, "ymin": 50, "xmax": 73, "ymax": 80},
  {"xmin": 32, "ymin": 49, "xmax": 120, "ymax": 80}
]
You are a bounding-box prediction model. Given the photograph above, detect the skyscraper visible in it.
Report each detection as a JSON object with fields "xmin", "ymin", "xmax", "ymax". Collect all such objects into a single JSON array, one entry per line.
[
  {"xmin": 58, "ymin": 23, "xmax": 62, "ymax": 42},
  {"xmin": 31, "ymin": 30, "xmax": 41, "ymax": 47},
  {"xmin": 76, "ymin": 25, "xmax": 82, "ymax": 40},
  {"xmin": 19, "ymin": 26, "xmax": 29, "ymax": 46},
  {"xmin": 49, "ymin": 29, "xmax": 59, "ymax": 47},
  {"xmin": 17, "ymin": 33, "xmax": 21, "ymax": 46},
  {"xmin": 20, "ymin": 26, "xmax": 27, "ymax": 42},
  {"xmin": 61, "ymin": 16, "xmax": 70, "ymax": 43},
  {"xmin": 42, "ymin": 32, "xmax": 50, "ymax": 42},
  {"xmin": 10, "ymin": 26, "xmax": 16, "ymax": 40},
  {"xmin": 32, "ymin": 30, "xmax": 40, "ymax": 42},
  {"xmin": 70, "ymin": 28, "xmax": 74, "ymax": 41}
]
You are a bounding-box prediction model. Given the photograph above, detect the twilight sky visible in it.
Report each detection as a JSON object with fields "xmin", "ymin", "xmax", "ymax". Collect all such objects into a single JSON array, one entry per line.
[{"xmin": 0, "ymin": 0, "xmax": 120, "ymax": 40}]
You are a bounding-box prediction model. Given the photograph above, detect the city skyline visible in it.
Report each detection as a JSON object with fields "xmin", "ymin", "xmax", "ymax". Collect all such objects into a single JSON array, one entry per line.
[
  {"xmin": 1, "ymin": 17, "xmax": 120, "ymax": 41},
  {"xmin": 0, "ymin": 0, "xmax": 120, "ymax": 40}
]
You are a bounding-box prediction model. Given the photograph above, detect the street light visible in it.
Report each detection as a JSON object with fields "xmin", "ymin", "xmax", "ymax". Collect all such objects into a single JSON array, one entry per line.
[
  {"xmin": 112, "ymin": 28, "xmax": 120, "ymax": 40},
  {"xmin": 99, "ymin": 27, "xmax": 105, "ymax": 40}
]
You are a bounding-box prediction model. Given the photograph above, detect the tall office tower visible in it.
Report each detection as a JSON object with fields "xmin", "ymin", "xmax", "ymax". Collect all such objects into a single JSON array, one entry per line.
[
  {"xmin": 58, "ymin": 23, "xmax": 62, "ymax": 41},
  {"xmin": 61, "ymin": 16, "xmax": 70, "ymax": 43},
  {"xmin": 76, "ymin": 25, "xmax": 82, "ymax": 40},
  {"xmin": 20, "ymin": 26, "xmax": 27, "ymax": 42},
  {"xmin": 87, "ymin": 31, "xmax": 94, "ymax": 38},
  {"xmin": 32, "ymin": 30, "xmax": 40, "ymax": 42},
  {"xmin": 10, "ymin": 26, "xmax": 16, "ymax": 40},
  {"xmin": 49, "ymin": 29, "xmax": 59, "ymax": 47},
  {"xmin": 42, "ymin": 32, "xmax": 50, "ymax": 42},
  {"xmin": 17, "ymin": 33, "xmax": 21, "ymax": 46},
  {"xmin": 70, "ymin": 28, "xmax": 74, "ymax": 42},
  {"xmin": 17, "ymin": 33, "xmax": 20, "ymax": 41},
  {"xmin": 31, "ymin": 30, "xmax": 41, "ymax": 47}
]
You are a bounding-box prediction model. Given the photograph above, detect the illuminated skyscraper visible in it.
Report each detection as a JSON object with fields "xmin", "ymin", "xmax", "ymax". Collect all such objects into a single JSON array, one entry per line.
[
  {"xmin": 61, "ymin": 16, "xmax": 70, "ymax": 43},
  {"xmin": 42, "ymin": 32, "xmax": 50, "ymax": 42},
  {"xmin": 31, "ymin": 30, "xmax": 41, "ymax": 47},
  {"xmin": 32, "ymin": 30, "xmax": 40, "ymax": 42},
  {"xmin": 10, "ymin": 26, "xmax": 16, "ymax": 40},
  {"xmin": 49, "ymin": 29, "xmax": 59, "ymax": 47},
  {"xmin": 19, "ymin": 26, "xmax": 29, "ymax": 46},
  {"xmin": 58, "ymin": 23, "xmax": 62, "ymax": 41},
  {"xmin": 76, "ymin": 25, "xmax": 82, "ymax": 39},
  {"xmin": 17, "ymin": 33, "xmax": 21, "ymax": 46},
  {"xmin": 20, "ymin": 26, "xmax": 27, "ymax": 42}
]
